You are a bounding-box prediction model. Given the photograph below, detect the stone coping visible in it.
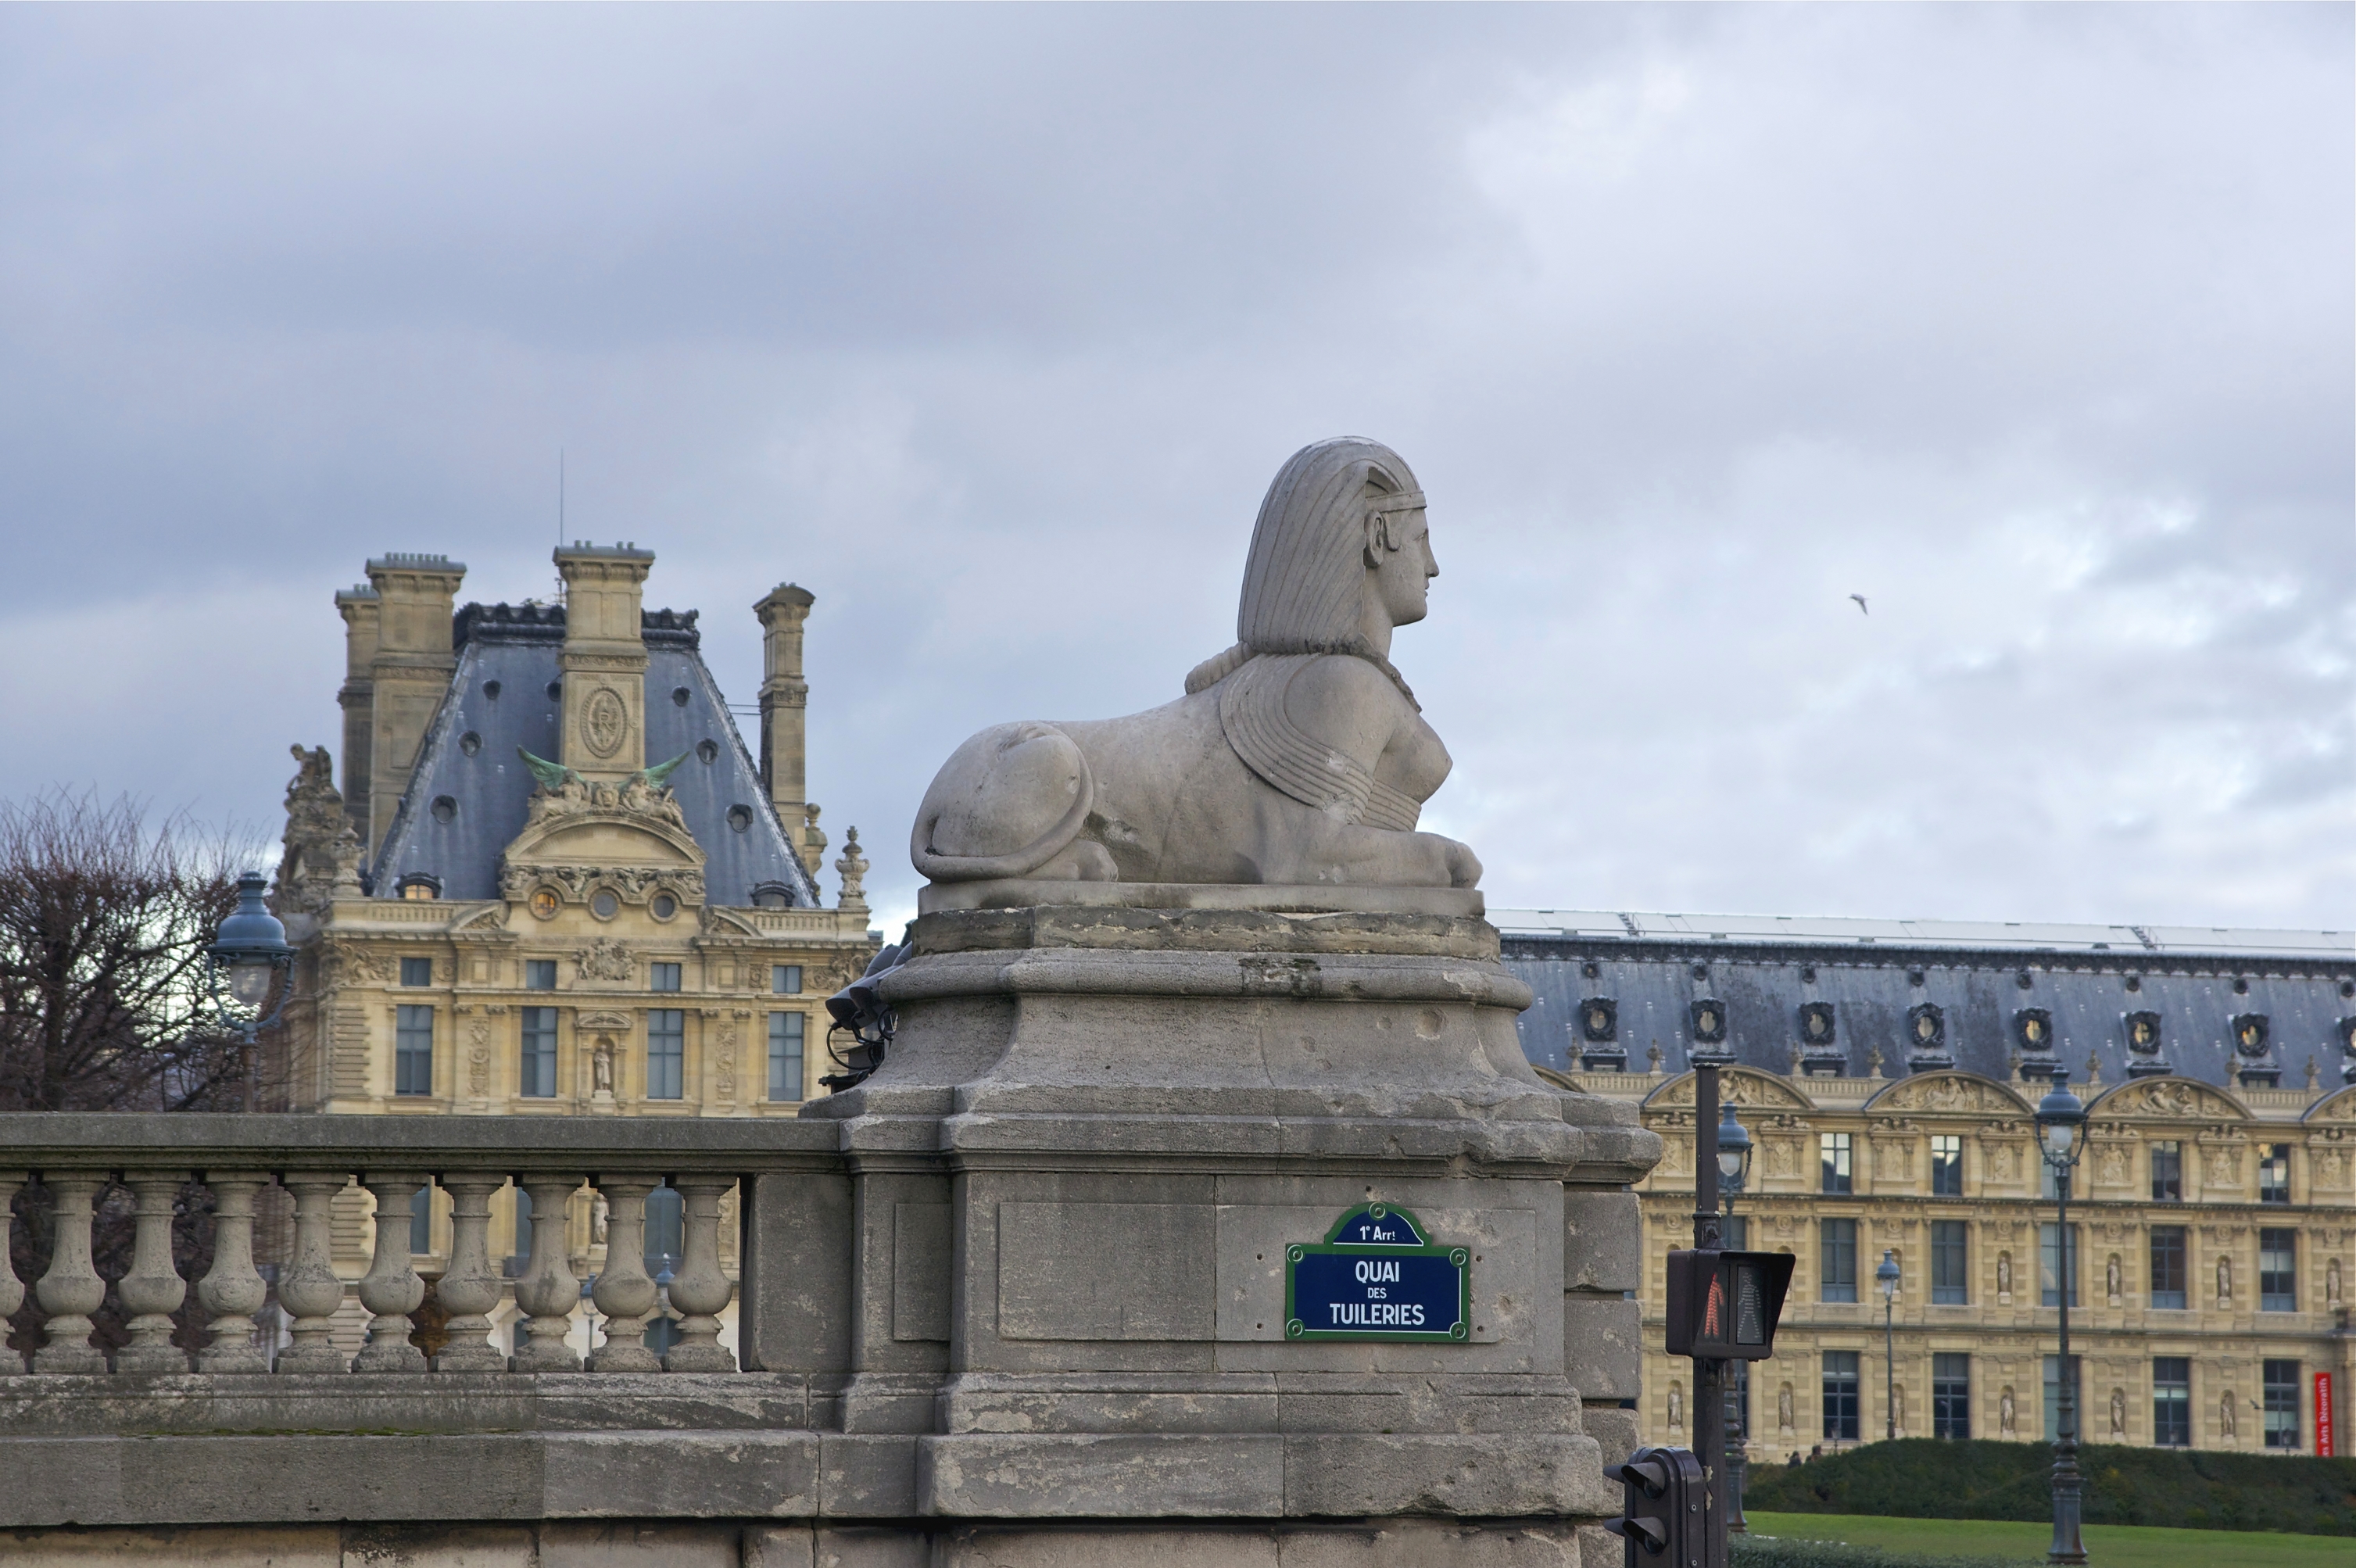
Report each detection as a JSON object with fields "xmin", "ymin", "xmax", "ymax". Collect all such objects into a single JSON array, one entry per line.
[
  {"xmin": 910, "ymin": 906, "xmax": 1500, "ymax": 959},
  {"xmin": 877, "ymin": 947, "xmax": 1533, "ymax": 1010},
  {"xmin": 0, "ymin": 1372, "xmax": 815, "ymax": 1437},
  {"xmin": 0, "ymin": 1112, "xmax": 840, "ymax": 1170},
  {"xmin": 917, "ymin": 881, "xmax": 1484, "ymax": 919}
]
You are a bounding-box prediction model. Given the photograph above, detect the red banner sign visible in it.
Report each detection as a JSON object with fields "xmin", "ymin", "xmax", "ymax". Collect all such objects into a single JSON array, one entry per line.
[{"xmin": 2318, "ymin": 1373, "xmax": 2336, "ymax": 1458}]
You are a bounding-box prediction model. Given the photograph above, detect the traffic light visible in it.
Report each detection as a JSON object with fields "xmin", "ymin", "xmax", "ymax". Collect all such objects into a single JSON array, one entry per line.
[
  {"xmin": 1664, "ymin": 1248, "xmax": 1795, "ymax": 1360},
  {"xmin": 1602, "ymin": 1445, "xmax": 1709, "ymax": 1568}
]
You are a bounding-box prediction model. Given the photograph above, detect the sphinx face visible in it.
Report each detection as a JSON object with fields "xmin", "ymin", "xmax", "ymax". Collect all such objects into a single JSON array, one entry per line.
[{"xmin": 1373, "ymin": 508, "xmax": 1438, "ymax": 628}]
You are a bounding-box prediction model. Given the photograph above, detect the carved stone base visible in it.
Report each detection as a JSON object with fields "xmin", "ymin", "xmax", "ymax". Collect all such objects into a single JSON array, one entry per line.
[{"xmin": 792, "ymin": 904, "xmax": 1655, "ymax": 1534}]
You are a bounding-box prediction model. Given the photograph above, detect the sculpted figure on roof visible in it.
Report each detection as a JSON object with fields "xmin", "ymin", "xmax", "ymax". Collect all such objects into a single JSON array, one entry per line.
[{"xmin": 911, "ymin": 439, "xmax": 1481, "ymax": 891}]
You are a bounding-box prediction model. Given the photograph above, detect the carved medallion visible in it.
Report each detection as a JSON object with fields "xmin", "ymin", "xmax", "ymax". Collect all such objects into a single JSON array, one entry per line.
[{"xmin": 583, "ymin": 687, "xmax": 628, "ymax": 758}]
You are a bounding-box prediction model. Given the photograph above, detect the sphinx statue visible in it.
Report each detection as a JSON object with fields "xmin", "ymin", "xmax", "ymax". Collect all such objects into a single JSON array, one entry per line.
[{"xmin": 911, "ymin": 439, "xmax": 1481, "ymax": 893}]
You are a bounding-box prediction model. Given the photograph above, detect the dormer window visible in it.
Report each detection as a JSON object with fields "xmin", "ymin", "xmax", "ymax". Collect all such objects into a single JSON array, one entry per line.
[
  {"xmin": 1578, "ymin": 998, "xmax": 1617, "ymax": 1043},
  {"xmin": 396, "ymin": 874, "xmax": 441, "ymax": 900}
]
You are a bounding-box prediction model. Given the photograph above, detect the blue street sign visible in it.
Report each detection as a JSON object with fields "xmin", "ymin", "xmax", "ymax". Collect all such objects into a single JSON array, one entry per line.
[{"xmin": 1284, "ymin": 1203, "xmax": 1470, "ymax": 1342}]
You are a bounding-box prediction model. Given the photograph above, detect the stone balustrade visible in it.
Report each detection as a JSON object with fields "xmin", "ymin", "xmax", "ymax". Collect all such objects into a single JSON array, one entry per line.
[{"xmin": 0, "ymin": 1113, "xmax": 836, "ymax": 1379}]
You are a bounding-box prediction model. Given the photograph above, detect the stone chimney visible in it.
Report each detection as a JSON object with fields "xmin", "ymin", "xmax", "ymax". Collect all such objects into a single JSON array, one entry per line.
[
  {"xmin": 754, "ymin": 583, "xmax": 825, "ymax": 875},
  {"xmin": 362, "ymin": 553, "xmax": 466, "ymax": 855},
  {"xmin": 333, "ymin": 581, "xmax": 380, "ymax": 845},
  {"xmin": 555, "ymin": 542, "xmax": 654, "ymax": 781}
]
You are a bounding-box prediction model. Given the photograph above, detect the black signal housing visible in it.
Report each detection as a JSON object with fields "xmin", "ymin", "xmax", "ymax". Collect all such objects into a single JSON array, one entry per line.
[{"xmin": 1664, "ymin": 1248, "xmax": 1795, "ymax": 1361}]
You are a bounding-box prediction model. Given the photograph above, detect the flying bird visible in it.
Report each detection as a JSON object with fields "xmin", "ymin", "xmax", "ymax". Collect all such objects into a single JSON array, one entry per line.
[{"xmin": 1849, "ymin": 594, "xmax": 1869, "ymax": 615}]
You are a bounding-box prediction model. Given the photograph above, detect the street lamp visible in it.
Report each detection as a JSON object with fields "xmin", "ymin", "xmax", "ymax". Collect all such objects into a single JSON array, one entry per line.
[
  {"xmin": 1875, "ymin": 1249, "xmax": 1902, "ymax": 1441},
  {"xmin": 204, "ymin": 872, "xmax": 297, "ymax": 1110},
  {"xmin": 1716, "ymin": 1101, "xmax": 1753, "ymax": 1196},
  {"xmin": 1718, "ymin": 1100, "xmax": 1754, "ymax": 1534},
  {"xmin": 2035, "ymin": 1076, "xmax": 2089, "ymax": 1566}
]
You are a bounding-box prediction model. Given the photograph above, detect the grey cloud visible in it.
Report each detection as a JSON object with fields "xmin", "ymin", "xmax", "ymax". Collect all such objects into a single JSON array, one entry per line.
[{"xmin": 0, "ymin": 5, "xmax": 2345, "ymax": 936}]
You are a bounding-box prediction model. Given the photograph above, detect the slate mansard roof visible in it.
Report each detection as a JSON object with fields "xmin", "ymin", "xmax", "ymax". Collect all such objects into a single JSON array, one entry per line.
[
  {"xmin": 1495, "ymin": 908, "xmax": 2356, "ymax": 1087},
  {"xmin": 367, "ymin": 603, "xmax": 822, "ymax": 908}
]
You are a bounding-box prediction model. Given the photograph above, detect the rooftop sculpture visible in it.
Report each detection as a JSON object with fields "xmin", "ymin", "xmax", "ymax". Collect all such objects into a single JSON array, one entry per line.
[{"xmin": 911, "ymin": 438, "xmax": 1482, "ymax": 896}]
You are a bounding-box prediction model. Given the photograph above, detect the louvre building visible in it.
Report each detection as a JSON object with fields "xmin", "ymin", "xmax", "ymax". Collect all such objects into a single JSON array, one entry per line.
[{"xmin": 1499, "ymin": 909, "xmax": 2356, "ymax": 1458}]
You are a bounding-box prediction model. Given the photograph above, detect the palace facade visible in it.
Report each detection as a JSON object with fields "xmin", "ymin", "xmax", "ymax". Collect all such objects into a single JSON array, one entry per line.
[
  {"xmin": 1499, "ymin": 909, "xmax": 2356, "ymax": 1459},
  {"xmin": 270, "ymin": 544, "xmax": 879, "ymax": 1357}
]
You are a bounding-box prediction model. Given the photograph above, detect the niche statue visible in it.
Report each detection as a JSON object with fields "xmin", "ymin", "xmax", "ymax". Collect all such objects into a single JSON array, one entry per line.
[{"xmin": 912, "ymin": 439, "xmax": 1481, "ymax": 890}]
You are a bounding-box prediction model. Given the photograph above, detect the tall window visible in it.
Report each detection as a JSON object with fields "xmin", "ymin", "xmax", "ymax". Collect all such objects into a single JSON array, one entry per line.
[
  {"xmin": 2043, "ymin": 1354, "xmax": 2081, "ymax": 1441},
  {"xmin": 644, "ymin": 1183, "xmax": 683, "ymax": 1273},
  {"xmin": 646, "ymin": 1008, "xmax": 686, "ymax": 1099},
  {"xmin": 395, "ymin": 1004, "xmax": 434, "ymax": 1096},
  {"xmin": 2039, "ymin": 1223, "xmax": 2081, "ymax": 1308},
  {"xmin": 2149, "ymin": 1226, "xmax": 2188, "ymax": 1310},
  {"xmin": 2259, "ymin": 1230, "xmax": 2297, "ymax": 1312},
  {"xmin": 2152, "ymin": 1358, "xmax": 2190, "ymax": 1448},
  {"xmin": 400, "ymin": 957, "xmax": 433, "ymax": 987},
  {"xmin": 768, "ymin": 1011, "xmax": 805, "ymax": 1102},
  {"xmin": 1731, "ymin": 1359, "xmax": 1750, "ymax": 1439},
  {"xmin": 2263, "ymin": 1360, "xmax": 2301, "ymax": 1449},
  {"xmin": 525, "ymin": 959, "xmax": 557, "ymax": 990},
  {"xmin": 1929, "ymin": 1135, "xmax": 1964, "ymax": 1197},
  {"xmin": 519, "ymin": 1007, "xmax": 559, "ymax": 1097},
  {"xmin": 1821, "ymin": 1133, "xmax": 1853, "ymax": 1195},
  {"xmin": 1932, "ymin": 1353, "xmax": 1971, "ymax": 1438},
  {"xmin": 650, "ymin": 962, "xmax": 682, "ymax": 993},
  {"xmin": 772, "ymin": 965, "xmax": 803, "ymax": 995},
  {"xmin": 1822, "ymin": 1351, "xmax": 1860, "ymax": 1441},
  {"xmin": 1820, "ymin": 1219, "xmax": 1858, "ymax": 1304},
  {"xmin": 2259, "ymin": 1145, "xmax": 2291, "ymax": 1205},
  {"xmin": 508, "ymin": 1186, "xmax": 534, "ymax": 1273},
  {"xmin": 2150, "ymin": 1141, "xmax": 2182, "ymax": 1201},
  {"xmin": 409, "ymin": 1186, "xmax": 433, "ymax": 1254},
  {"xmin": 1931, "ymin": 1220, "xmax": 1969, "ymax": 1305}
]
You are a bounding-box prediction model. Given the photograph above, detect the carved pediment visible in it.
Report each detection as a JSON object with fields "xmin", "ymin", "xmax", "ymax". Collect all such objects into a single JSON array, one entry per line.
[
  {"xmin": 1865, "ymin": 1071, "xmax": 2032, "ymax": 1117},
  {"xmin": 2090, "ymin": 1076, "xmax": 2249, "ymax": 1122},
  {"xmin": 2305, "ymin": 1084, "xmax": 2356, "ymax": 1125},
  {"xmin": 506, "ymin": 775, "xmax": 705, "ymax": 870},
  {"xmin": 1645, "ymin": 1067, "xmax": 1813, "ymax": 1112},
  {"xmin": 501, "ymin": 776, "xmax": 710, "ymax": 917}
]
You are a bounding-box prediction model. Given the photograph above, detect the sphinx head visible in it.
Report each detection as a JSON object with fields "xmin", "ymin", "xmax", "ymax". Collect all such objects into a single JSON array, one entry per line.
[{"xmin": 1236, "ymin": 439, "xmax": 1436, "ymax": 659}]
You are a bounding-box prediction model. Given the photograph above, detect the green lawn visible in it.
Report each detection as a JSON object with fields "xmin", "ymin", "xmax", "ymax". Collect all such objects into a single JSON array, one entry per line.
[{"xmin": 1744, "ymin": 1511, "xmax": 2351, "ymax": 1568}]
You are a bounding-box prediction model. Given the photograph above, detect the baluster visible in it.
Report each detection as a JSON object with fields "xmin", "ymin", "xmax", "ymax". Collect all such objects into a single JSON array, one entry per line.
[
  {"xmin": 431, "ymin": 1174, "xmax": 507, "ymax": 1372},
  {"xmin": 32, "ymin": 1173, "xmax": 109, "ymax": 1373},
  {"xmin": 115, "ymin": 1171, "xmax": 192, "ymax": 1373},
  {"xmin": 663, "ymin": 1176, "xmax": 737, "ymax": 1372},
  {"xmin": 274, "ymin": 1172, "xmax": 351, "ymax": 1373},
  {"xmin": 588, "ymin": 1176, "xmax": 660, "ymax": 1371},
  {"xmin": 0, "ymin": 1171, "xmax": 25, "ymax": 1374},
  {"xmin": 512, "ymin": 1173, "xmax": 585, "ymax": 1371},
  {"xmin": 353, "ymin": 1172, "xmax": 428, "ymax": 1372},
  {"xmin": 195, "ymin": 1174, "xmax": 270, "ymax": 1372}
]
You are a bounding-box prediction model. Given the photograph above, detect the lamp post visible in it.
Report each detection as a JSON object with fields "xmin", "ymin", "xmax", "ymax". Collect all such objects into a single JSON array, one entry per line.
[
  {"xmin": 203, "ymin": 872, "xmax": 297, "ymax": 1111},
  {"xmin": 1875, "ymin": 1249, "xmax": 1902, "ymax": 1441},
  {"xmin": 2035, "ymin": 1076, "xmax": 2089, "ymax": 1566},
  {"xmin": 1717, "ymin": 1100, "xmax": 1753, "ymax": 1533}
]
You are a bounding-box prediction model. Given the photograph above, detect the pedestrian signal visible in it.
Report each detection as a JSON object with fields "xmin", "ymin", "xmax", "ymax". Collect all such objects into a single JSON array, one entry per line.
[{"xmin": 1664, "ymin": 1249, "xmax": 1794, "ymax": 1361}]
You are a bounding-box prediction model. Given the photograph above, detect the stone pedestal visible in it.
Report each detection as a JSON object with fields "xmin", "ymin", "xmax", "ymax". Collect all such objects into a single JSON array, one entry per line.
[{"xmin": 798, "ymin": 900, "xmax": 1657, "ymax": 1560}]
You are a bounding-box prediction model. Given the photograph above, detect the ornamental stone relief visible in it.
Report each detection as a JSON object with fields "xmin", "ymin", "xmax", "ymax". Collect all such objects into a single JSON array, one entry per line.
[
  {"xmin": 1649, "ymin": 1070, "xmax": 1811, "ymax": 1112},
  {"xmin": 1871, "ymin": 1073, "xmax": 2025, "ymax": 1115},
  {"xmin": 582, "ymin": 687, "xmax": 628, "ymax": 758},
  {"xmin": 2093, "ymin": 1143, "xmax": 2130, "ymax": 1186},
  {"xmin": 501, "ymin": 864, "xmax": 707, "ymax": 906},
  {"xmin": 2105, "ymin": 1079, "xmax": 2240, "ymax": 1121},
  {"xmin": 574, "ymin": 940, "xmax": 637, "ymax": 983}
]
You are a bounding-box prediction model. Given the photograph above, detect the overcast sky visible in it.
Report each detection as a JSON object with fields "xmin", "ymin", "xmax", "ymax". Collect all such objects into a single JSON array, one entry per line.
[{"xmin": 2, "ymin": 5, "xmax": 2347, "ymax": 940}]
